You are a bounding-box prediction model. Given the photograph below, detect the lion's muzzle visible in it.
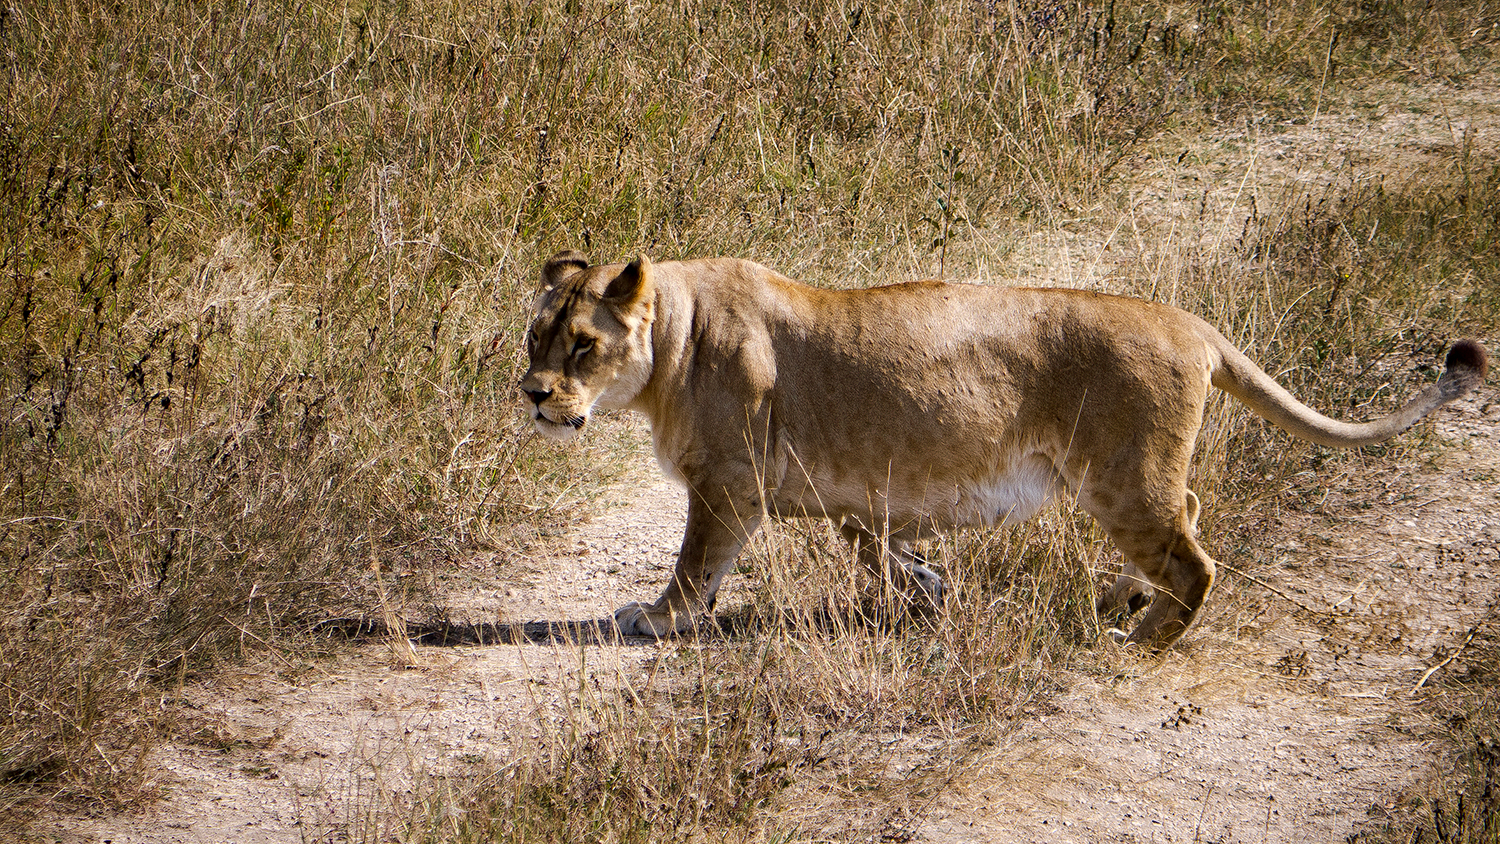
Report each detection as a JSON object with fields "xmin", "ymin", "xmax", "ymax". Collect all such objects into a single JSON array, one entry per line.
[{"xmin": 521, "ymin": 384, "xmax": 589, "ymax": 439}]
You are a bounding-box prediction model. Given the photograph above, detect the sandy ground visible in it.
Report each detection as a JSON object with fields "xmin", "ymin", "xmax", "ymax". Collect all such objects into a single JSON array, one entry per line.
[{"xmin": 36, "ymin": 75, "xmax": 1500, "ymax": 844}]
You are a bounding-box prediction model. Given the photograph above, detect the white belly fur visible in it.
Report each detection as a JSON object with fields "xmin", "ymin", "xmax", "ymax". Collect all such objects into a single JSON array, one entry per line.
[
  {"xmin": 776, "ymin": 451, "xmax": 1065, "ymax": 534},
  {"xmin": 657, "ymin": 427, "xmax": 1065, "ymax": 532},
  {"xmin": 951, "ymin": 453, "xmax": 1063, "ymax": 526}
]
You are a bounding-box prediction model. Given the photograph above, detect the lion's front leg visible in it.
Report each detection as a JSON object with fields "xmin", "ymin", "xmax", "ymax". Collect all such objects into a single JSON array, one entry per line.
[{"xmin": 614, "ymin": 483, "xmax": 764, "ymax": 637}]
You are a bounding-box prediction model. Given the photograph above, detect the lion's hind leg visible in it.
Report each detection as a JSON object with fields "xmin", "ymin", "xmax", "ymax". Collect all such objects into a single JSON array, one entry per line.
[
  {"xmin": 839, "ymin": 523, "xmax": 945, "ymax": 607},
  {"xmin": 1097, "ymin": 562, "xmax": 1154, "ymax": 621},
  {"xmin": 1118, "ymin": 529, "xmax": 1216, "ymax": 647},
  {"xmin": 1095, "ymin": 490, "xmax": 1200, "ymax": 624},
  {"xmin": 1086, "ymin": 489, "xmax": 1215, "ymax": 648}
]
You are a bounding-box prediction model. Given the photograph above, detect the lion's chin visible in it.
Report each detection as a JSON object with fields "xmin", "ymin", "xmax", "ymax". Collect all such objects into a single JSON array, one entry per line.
[{"xmin": 533, "ymin": 414, "xmax": 585, "ymax": 442}]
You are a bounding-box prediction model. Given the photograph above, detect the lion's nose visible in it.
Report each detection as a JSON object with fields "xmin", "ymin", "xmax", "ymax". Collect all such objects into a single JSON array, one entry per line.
[{"xmin": 523, "ymin": 388, "xmax": 552, "ymax": 406}]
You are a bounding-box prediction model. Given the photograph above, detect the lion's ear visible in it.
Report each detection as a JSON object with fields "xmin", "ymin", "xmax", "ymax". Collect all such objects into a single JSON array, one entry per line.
[
  {"xmin": 603, "ymin": 255, "xmax": 653, "ymax": 310},
  {"xmin": 540, "ymin": 250, "xmax": 589, "ymax": 293}
]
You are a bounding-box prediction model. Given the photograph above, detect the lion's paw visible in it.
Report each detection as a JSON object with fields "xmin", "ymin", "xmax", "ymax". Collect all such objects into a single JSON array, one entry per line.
[
  {"xmin": 613, "ymin": 602, "xmax": 692, "ymax": 638},
  {"xmin": 908, "ymin": 562, "xmax": 945, "ymax": 606},
  {"xmin": 1097, "ymin": 579, "xmax": 1153, "ymax": 621}
]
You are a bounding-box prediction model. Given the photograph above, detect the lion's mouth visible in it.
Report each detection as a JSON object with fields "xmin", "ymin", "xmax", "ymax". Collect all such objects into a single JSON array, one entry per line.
[{"xmin": 534, "ymin": 409, "xmax": 587, "ymax": 430}]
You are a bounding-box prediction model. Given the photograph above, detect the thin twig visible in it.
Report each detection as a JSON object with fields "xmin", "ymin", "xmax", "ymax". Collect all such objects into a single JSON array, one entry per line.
[
  {"xmin": 1192, "ymin": 782, "xmax": 1217, "ymax": 843},
  {"xmin": 1413, "ymin": 626, "xmax": 1479, "ymax": 692},
  {"xmin": 1218, "ymin": 561, "xmax": 1339, "ymax": 617}
]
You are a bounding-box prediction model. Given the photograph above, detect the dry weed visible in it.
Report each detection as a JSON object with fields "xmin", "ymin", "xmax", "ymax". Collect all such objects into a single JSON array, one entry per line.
[{"xmin": 1, "ymin": 0, "xmax": 1496, "ymax": 835}]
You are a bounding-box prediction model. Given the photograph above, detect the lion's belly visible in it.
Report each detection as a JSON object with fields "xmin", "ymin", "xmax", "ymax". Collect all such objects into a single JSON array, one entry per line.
[
  {"xmin": 773, "ymin": 451, "xmax": 1065, "ymax": 534},
  {"xmin": 949, "ymin": 453, "xmax": 1064, "ymax": 526}
]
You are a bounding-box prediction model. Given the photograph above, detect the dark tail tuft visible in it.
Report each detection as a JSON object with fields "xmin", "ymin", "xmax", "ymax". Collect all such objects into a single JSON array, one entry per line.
[
  {"xmin": 1446, "ymin": 339, "xmax": 1489, "ymax": 377},
  {"xmin": 1441, "ymin": 339, "xmax": 1489, "ymax": 397}
]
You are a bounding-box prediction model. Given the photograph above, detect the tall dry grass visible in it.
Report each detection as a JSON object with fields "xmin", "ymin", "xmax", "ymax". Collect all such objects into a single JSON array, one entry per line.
[
  {"xmin": 0, "ymin": 0, "xmax": 1203, "ymax": 807},
  {"xmin": 1180, "ymin": 161, "xmax": 1500, "ymax": 542},
  {"xmin": 0, "ymin": 0, "xmax": 1496, "ymax": 833}
]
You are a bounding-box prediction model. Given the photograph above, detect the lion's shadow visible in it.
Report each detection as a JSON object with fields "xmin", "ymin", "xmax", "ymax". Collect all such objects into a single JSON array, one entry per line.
[
  {"xmin": 319, "ymin": 602, "xmax": 933, "ymax": 648},
  {"xmin": 318, "ymin": 617, "xmax": 667, "ymax": 647}
]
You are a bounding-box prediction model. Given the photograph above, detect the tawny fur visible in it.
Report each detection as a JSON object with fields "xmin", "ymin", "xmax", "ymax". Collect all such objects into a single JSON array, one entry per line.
[{"xmin": 519, "ymin": 253, "xmax": 1489, "ymax": 647}]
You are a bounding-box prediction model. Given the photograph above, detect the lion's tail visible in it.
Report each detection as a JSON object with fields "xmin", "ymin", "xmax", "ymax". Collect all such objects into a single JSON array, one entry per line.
[{"xmin": 1202, "ymin": 329, "xmax": 1488, "ymax": 448}]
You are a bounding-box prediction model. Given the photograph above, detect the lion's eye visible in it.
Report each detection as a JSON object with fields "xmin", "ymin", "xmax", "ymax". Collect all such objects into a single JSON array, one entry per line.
[{"xmin": 571, "ymin": 338, "xmax": 595, "ymax": 360}]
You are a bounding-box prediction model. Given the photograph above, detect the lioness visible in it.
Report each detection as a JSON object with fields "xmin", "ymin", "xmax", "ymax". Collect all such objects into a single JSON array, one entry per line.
[{"xmin": 519, "ymin": 252, "xmax": 1488, "ymax": 647}]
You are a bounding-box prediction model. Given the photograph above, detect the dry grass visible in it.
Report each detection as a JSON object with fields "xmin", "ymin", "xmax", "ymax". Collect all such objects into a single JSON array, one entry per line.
[
  {"xmin": 1183, "ymin": 160, "xmax": 1500, "ymax": 542},
  {"xmin": 1, "ymin": 0, "xmax": 1497, "ymax": 836},
  {"xmin": 389, "ymin": 644, "xmax": 805, "ymax": 844}
]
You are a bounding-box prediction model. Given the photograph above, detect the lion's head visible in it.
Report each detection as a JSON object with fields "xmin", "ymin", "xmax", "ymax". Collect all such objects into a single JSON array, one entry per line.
[{"xmin": 518, "ymin": 252, "xmax": 656, "ymax": 441}]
